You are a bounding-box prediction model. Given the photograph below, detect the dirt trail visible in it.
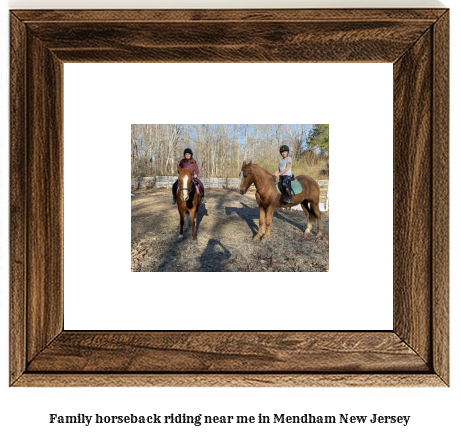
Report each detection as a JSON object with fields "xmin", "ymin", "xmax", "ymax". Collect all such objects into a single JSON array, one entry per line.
[{"xmin": 131, "ymin": 188, "xmax": 329, "ymax": 272}]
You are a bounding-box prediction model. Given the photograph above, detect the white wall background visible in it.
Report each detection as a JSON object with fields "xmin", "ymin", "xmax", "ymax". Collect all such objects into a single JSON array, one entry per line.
[{"xmin": 63, "ymin": 63, "xmax": 392, "ymax": 331}]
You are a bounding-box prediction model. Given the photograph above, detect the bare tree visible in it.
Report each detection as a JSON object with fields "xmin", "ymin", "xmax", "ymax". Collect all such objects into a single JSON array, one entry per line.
[{"xmin": 131, "ymin": 124, "xmax": 328, "ymax": 179}]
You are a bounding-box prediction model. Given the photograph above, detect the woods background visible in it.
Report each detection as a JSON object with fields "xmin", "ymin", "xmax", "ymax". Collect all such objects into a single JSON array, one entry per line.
[{"xmin": 131, "ymin": 124, "xmax": 329, "ymax": 180}]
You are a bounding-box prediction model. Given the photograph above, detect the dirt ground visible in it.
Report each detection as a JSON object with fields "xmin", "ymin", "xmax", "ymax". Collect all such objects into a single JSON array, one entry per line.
[{"xmin": 131, "ymin": 188, "xmax": 329, "ymax": 272}]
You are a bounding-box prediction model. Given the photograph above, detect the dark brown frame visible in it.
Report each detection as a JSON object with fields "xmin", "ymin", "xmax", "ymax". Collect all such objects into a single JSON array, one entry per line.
[{"xmin": 10, "ymin": 9, "xmax": 449, "ymax": 387}]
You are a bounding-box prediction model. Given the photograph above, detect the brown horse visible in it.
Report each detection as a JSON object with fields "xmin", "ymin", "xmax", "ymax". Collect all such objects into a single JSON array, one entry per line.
[
  {"xmin": 176, "ymin": 165, "xmax": 202, "ymax": 243},
  {"xmin": 239, "ymin": 161, "xmax": 322, "ymax": 241}
]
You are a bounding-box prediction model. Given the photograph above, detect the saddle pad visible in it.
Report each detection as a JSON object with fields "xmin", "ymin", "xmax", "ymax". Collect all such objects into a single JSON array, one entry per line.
[
  {"xmin": 176, "ymin": 184, "xmax": 201, "ymax": 196},
  {"xmin": 276, "ymin": 179, "xmax": 303, "ymax": 195}
]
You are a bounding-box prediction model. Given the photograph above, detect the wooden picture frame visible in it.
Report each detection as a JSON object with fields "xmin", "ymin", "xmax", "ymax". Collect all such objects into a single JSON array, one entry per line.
[{"xmin": 10, "ymin": 9, "xmax": 449, "ymax": 387}]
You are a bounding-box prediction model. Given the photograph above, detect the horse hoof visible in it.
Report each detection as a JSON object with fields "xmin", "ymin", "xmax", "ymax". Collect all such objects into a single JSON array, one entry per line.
[
  {"xmin": 178, "ymin": 235, "xmax": 183, "ymax": 241},
  {"xmin": 192, "ymin": 240, "xmax": 198, "ymax": 244}
]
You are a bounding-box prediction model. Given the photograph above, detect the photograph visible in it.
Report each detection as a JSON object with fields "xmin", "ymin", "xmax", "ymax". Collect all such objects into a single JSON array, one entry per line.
[{"xmin": 131, "ymin": 124, "xmax": 329, "ymax": 272}]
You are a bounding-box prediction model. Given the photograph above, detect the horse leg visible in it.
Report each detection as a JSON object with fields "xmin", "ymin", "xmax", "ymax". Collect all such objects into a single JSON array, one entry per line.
[
  {"xmin": 185, "ymin": 211, "xmax": 190, "ymax": 230},
  {"xmin": 312, "ymin": 202, "xmax": 322, "ymax": 236},
  {"xmin": 190, "ymin": 208, "xmax": 198, "ymax": 243},
  {"xmin": 178, "ymin": 208, "xmax": 185, "ymax": 241},
  {"xmin": 254, "ymin": 205, "xmax": 265, "ymax": 240},
  {"xmin": 301, "ymin": 200, "xmax": 322, "ymax": 237},
  {"xmin": 261, "ymin": 205, "xmax": 275, "ymax": 242},
  {"xmin": 301, "ymin": 200, "xmax": 312, "ymax": 237}
]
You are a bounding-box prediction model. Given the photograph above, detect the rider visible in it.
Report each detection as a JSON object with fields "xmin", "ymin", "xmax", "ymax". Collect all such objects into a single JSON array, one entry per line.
[
  {"xmin": 273, "ymin": 144, "xmax": 294, "ymax": 204},
  {"xmin": 171, "ymin": 148, "xmax": 206, "ymax": 204}
]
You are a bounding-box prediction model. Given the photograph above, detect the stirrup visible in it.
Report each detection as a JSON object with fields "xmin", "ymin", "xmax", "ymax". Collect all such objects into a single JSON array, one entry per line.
[{"xmin": 282, "ymin": 192, "xmax": 293, "ymax": 204}]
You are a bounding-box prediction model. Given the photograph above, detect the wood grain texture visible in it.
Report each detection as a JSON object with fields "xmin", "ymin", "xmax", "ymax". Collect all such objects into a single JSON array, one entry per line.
[
  {"xmin": 13, "ymin": 374, "xmax": 446, "ymax": 388},
  {"xmin": 14, "ymin": 9, "xmax": 447, "ymax": 63},
  {"xmin": 27, "ymin": 332, "xmax": 429, "ymax": 373},
  {"xmin": 12, "ymin": 9, "xmax": 447, "ymax": 22},
  {"xmin": 9, "ymin": 9, "xmax": 449, "ymax": 387},
  {"xmin": 432, "ymin": 11, "xmax": 449, "ymax": 385},
  {"xmin": 26, "ymin": 21, "xmax": 432, "ymax": 63},
  {"xmin": 393, "ymin": 29, "xmax": 433, "ymax": 363},
  {"xmin": 26, "ymin": 34, "xmax": 64, "ymax": 362},
  {"xmin": 10, "ymin": 13, "xmax": 27, "ymax": 384}
]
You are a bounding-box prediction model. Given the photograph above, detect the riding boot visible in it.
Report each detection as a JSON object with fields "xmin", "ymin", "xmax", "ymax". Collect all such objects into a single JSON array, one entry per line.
[
  {"xmin": 198, "ymin": 184, "xmax": 206, "ymax": 202},
  {"xmin": 281, "ymin": 177, "xmax": 293, "ymax": 204},
  {"xmin": 171, "ymin": 180, "xmax": 178, "ymax": 204},
  {"xmin": 286, "ymin": 181, "xmax": 294, "ymax": 204}
]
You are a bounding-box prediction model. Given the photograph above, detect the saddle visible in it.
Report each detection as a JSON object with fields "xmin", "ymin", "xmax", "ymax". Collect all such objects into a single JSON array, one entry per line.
[
  {"xmin": 192, "ymin": 180, "xmax": 204, "ymax": 197},
  {"xmin": 176, "ymin": 180, "xmax": 203, "ymax": 197},
  {"xmin": 276, "ymin": 175, "xmax": 302, "ymax": 196}
]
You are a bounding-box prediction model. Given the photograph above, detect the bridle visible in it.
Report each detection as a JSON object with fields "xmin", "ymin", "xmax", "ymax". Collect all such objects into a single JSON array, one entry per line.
[
  {"xmin": 178, "ymin": 175, "xmax": 195, "ymax": 200},
  {"xmin": 255, "ymin": 182, "xmax": 272, "ymax": 193},
  {"xmin": 241, "ymin": 167, "xmax": 274, "ymax": 193}
]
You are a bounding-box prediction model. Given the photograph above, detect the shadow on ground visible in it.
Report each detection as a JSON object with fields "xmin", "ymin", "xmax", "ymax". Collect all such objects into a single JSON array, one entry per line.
[{"xmin": 131, "ymin": 188, "xmax": 329, "ymax": 272}]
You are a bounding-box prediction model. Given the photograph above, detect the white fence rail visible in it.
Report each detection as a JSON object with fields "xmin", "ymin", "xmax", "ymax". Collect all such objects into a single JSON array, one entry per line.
[
  {"xmin": 132, "ymin": 177, "xmax": 329, "ymax": 210},
  {"xmin": 155, "ymin": 176, "xmax": 176, "ymax": 188},
  {"xmin": 133, "ymin": 177, "xmax": 329, "ymax": 189},
  {"xmin": 131, "ymin": 177, "xmax": 155, "ymax": 190},
  {"xmin": 132, "ymin": 176, "xmax": 243, "ymax": 190}
]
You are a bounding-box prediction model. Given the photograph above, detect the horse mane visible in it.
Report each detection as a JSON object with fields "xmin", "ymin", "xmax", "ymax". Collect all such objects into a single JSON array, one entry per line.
[{"xmin": 248, "ymin": 162, "xmax": 273, "ymax": 177}]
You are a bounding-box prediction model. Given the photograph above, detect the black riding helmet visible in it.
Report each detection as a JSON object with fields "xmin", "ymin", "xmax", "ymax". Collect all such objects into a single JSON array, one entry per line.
[
  {"xmin": 280, "ymin": 145, "xmax": 289, "ymax": 155},
  {"xmin": 184, "ymin": 148, "xmax": 193, "ymax": 157}
]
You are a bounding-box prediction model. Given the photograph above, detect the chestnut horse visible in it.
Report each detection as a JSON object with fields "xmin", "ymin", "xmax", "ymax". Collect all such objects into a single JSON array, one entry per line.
[
  {"xmin": 239, "ymin": 161, "xmax": 322, "ymax": 241},
  {"xmin": 176, "ymin": 165, "xmax": 202, "ymax": 243}
]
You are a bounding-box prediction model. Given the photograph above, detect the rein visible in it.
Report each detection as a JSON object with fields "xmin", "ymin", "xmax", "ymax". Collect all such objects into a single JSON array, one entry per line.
[
  {"xmin": 178, "ymin": 179, "xmax": 199, "ymax": 195},
  {"xmin": 242, "ymin": 167, "xmax": 275, "ymax": 193},
  {"xmin": 255, "ymin": 183, "xmax": 270, "ymax": 193}
]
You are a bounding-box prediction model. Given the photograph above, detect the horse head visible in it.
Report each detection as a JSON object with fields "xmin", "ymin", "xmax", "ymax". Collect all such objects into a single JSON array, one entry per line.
[
  {"xmin": 239, "ymin": 160, "xmax": 253, "ymax": 195},
  {"xmin": 177, "ymin": 165, "xmax": 193, "ymax": 201}
]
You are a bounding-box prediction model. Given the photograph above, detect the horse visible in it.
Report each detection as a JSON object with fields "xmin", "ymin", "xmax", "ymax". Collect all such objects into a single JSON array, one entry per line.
[
  {"xmin": 176, "ymin": 164, "xmax": 202, "ymax": 243},
  {"xmin": 239, "ymin": 161, "xmax": 322, "ymax": 241}
]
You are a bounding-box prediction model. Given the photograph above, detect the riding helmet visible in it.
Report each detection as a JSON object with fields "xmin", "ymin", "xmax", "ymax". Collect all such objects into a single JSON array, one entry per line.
[
  {"xmin": 280, "ymin": 145, "xmax": 289, "ymax": 154},
  {"xmin": 184, "ymin": 148, "xmax": 193, "ymax": 157}
]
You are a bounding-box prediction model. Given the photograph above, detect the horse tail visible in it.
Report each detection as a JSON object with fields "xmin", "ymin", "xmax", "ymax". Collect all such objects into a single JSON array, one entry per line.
[{"xmin": 302, "ymin": 199, "xmax": 316, "ymax": 216}]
